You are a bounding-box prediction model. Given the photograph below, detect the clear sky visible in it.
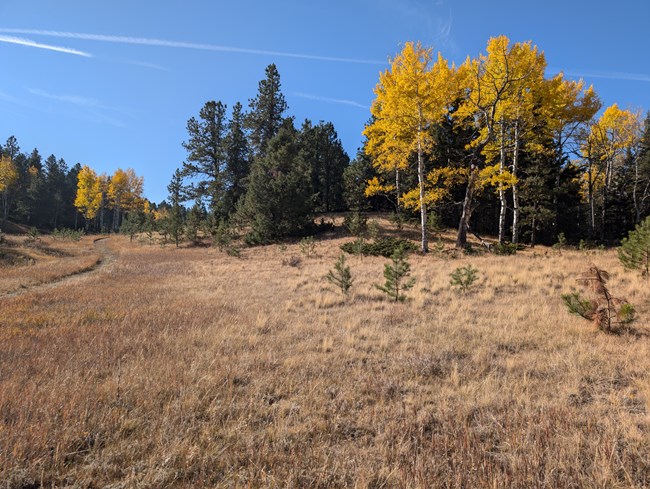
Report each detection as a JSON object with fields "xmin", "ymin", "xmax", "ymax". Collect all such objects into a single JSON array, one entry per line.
[{"xmin": 0, "ymin": 0, "xmax": 648, "ymax": 203}]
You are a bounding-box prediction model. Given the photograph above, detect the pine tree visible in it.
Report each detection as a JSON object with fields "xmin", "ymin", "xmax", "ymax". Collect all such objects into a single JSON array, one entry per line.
[
  {"xmin": 223, "ymin": 102, "xmax": 250, "ymax": 215},
  {"xmin": 166, "ymin": 169, "xmax": 186, "ymax": 248},
  {"xmin": 618, "ymin": 215, "xmax": 650, "ymax": 277},
  {"xmin": 326, "ymin": 254, "xmax": 353, "ymax": 295},
  {"xmin": 375, "ymin": 246, "xmax": 416, "ymax": 301},
  {"xmin": 182, "ymin": 100, "xmax": 228, "ymax": 217},
  {"xmin": 236, "ymin": 120, "xmax": 315, "ymax": 243},
  {"xmin": 245, "ymin": 64, "xmax": 288, "ymax": 158},
  {"xmin": 300, "ymin": 120, "xmax": 350, "ymax": 212}
]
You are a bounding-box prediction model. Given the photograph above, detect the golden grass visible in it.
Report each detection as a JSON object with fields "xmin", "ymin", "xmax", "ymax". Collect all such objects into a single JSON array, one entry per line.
[
  {"xmin": 1, "ymin": 222, "xmax": 649, "ymax": 488},
  {"xmin": 0, "ymin": 235, "xmax": 103, "ymax": 295}
]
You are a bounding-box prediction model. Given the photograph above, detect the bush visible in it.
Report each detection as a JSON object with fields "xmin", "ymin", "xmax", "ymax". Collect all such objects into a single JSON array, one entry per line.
[
  {"xmin": 343, "ymin": 212, "xmax": 367, "ymax": 237},
  {"xmin": 493, "ymin": 242, "xmax": 520, "ymax": 255},
  {"xmin": 450, "ymin": 265, "xmax": 479, "ymax": 293},
  {"xmin": 300, "ymin": 236, "xmax": 316, "ymax": 257},
  {"xmin": 562, "ymin": 266, "xmax": 635, "ymax": 333},
  {"xmin": 375, "ymin": 246, "xmax": 415, "ymax": 301},
  {"xmin": 326, "ymin": 254, "xmax": 353, "ymax": 295},
  {"xmin": 340, "ymin": 237, "xmax": 418, "ymax": 257},
  {"xmin": 618, "ymin": 215, "xmax": 650, "ymax": 278}
]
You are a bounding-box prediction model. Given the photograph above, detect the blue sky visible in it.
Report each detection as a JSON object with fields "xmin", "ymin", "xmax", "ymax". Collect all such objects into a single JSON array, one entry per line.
[{"xmin": 0, "ymin": 0, "xmax": 648, "ymax": 203}]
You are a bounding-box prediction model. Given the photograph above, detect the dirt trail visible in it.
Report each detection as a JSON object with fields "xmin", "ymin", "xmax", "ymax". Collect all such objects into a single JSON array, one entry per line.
[{"xmin": 0, "ymin": 237, "xmax": 115, "ymax": 300}]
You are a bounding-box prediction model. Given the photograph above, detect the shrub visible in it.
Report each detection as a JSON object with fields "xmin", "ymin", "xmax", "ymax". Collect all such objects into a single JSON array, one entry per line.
[
  {"xmin": 299, "ymin": 236, "xmax": 316, "ymax": 257},
  {"xmin": 562, "ymin": 265, "xmax": 635, "ymax": 333},
  {"xmin": 618, "ymin": 215, "xmax": 650, "ymax": 278},
  {"xmin": 450, "ymin": 265, "xmax": 479, "ymax": 293},
  {"xmin": 553, "ymin": 232, "xmax": 567, "ymax": 255},
  {"xmin": 493, "ymin": 242, "xmax": 519, "ymax": 255},
  {"xmin": 326, "ymin": 254, "xmax": 353, "ymax": 295},
  {"xmin": 340, "ymin": 237, "xmax": 418, "ymax": 257},
  {"xmin": 343, "ymin": 212, "xmax": 368, "ymax": 237},
  {"xmin": 375, "ymin": 246, "xmax": 415, "ymax": 301}
]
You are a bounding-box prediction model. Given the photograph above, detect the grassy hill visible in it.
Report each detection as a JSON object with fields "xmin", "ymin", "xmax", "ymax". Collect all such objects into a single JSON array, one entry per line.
[{"xmin": 1, "ymin": 219, "xmax": 649, "ymax": 487}]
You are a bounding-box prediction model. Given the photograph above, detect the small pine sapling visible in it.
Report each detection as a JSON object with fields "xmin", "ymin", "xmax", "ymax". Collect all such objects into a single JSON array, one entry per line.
[
  {"xmin": 375, "ymin": 246, "xmax": 415, "ymax": 301},
  {"xmin": 300, "ymin": 236, "xmax": 316, "ymax": 257},
  {"xmin": 326, "ymin": 254, "xmax": 353, "ymax": 295},
  {"xmin": 562, "ymin": 265, "xmax": 635, "ymax": 333},
  {"xmin": 553, "ymin": 232, "xmax": 567, "ymax": 255},
  {"xmin": 450, "ymin": 265, "xmax": 479, "ymax": 293},
  {"xmin": 618, "ymin": 216, "xmax": 650, "ymax": 278}
]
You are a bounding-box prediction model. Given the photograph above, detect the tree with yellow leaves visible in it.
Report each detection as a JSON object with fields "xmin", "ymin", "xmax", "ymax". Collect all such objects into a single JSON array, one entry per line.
[
  {"xmin": 0, "ymin": 155, "xmax": 19, "ymax": 226},
  {"xmin": 582, "ymin": 104, "xmax": 641, "ymax": 240},
  {"xmin": 364, "ymin": 42, "xmax": 456, "ymax": 252},
  {"xmin": 74, "ymin": 165, "xmax": 102, "ymax": 229},
  {"xmin": 108, "ymin": 168, "xmax": 144, "ymax": 231}
]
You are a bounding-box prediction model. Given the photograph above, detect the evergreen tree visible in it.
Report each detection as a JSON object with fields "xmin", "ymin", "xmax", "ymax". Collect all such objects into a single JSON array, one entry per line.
[
  {"xmin": 236, "ymin": 120, "xmax": 315, "ymax": 243},
  {"xmin": 374, "ymin": 246, "xmax": 416, "ymax": 301},
  {"xmin": 223, "ymin": 102, "xmax": 250, "ymax": 215},
  {"xmin": 166, "ymin": 168, "xmax": 186, "ymax": 248},
  {"xmin": 343, "ymin": 147, "xmax": 374, "ymax": 213},
  {"xmin": 182, "ymin": 100, "xmax": 228, "ymax": 218},
  {"xmin": 618, "ymin": 215, "xmax": 650, "ymax": 277},
  {"xmin": 300, "ymin": 120, "xmax": 349, "ymax": 212},
  {"xmin": 245, "ymin": 64, "xmax": 288, "ymax": 158}
]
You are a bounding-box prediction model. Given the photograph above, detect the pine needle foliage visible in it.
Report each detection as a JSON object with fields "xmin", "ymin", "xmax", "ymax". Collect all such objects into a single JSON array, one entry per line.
[
  {"xmin": 375, "ymin": 246, "xmax": 415, "ymax": 301},
  {"xmin": 326, "ymin": 254, "xmax": 353, "ymax": 295},
  {"xmin": 562, "ymin": 265, "xmax": 635, "ymax": 333},
  {"xmin": 618, "ymin": 216, "xmax": 650, "ymax": 278},
  {"xmin": 450, "ymin": 265, "xmax": 479, "ymax": 293}
]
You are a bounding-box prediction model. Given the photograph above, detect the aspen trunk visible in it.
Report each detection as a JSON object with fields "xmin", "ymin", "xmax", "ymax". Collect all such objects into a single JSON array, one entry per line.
[
  {"xmin": 511, "ymin": 121, "xmax": 520, "ymax": 244},
  {"xmin": 498, "ymin": 121, "xmax": 507, "ymax": 245},
  {"xmin": 456, "ymin": 168, "xmax": 478, "ymax": 249},
  {"xmin": 417, "ymin": 108, "xmax": 428, "ymax": 253}
]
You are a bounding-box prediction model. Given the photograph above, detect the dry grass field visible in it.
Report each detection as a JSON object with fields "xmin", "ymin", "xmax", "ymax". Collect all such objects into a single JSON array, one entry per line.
[{"xmin": 1, "ymin": 219, "xmax": 649, "ymax": 488}]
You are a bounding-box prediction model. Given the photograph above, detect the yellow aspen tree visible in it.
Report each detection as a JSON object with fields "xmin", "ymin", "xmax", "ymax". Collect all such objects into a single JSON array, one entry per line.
[
  {"xmin": 74, "ymin": 165, "xmax": 102, "ymax": 229},
  {"xmin": 108, "ymin": 168, "xmax": 144, "ymax": 231},
  {"xmin": 364, "ymin": 42, "xmax": 455, "ymax": 252},
  {"xmin": 498, "ymin": 41, "xmax": 546, "ymax": 244},
  {"xmin": 0, "ymin": 155, "xmax": 19, "ymax": 225},
  {"xmin": 584, "ymin": 104, "xmax": 641, "ymax": 240},
  {"xmin": 454, "ymin": 36, "xmax": 521, "ymax": 248}
]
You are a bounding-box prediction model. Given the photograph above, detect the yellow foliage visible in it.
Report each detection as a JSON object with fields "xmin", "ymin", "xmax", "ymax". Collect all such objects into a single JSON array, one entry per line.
[
  {"xmin": 365, "ymin": 176, "xmax": 395, "ymax": 198},
  {"xmin": 0, "ymin": 156, "xmax": 18, "ymax": 193},
  {"xmin": 478, "ymin": 163, "xmax": 518, "ymax": 191},
  {"xmin": 74, "ymin": 165, "xmax": 102, "ymax": 220}
]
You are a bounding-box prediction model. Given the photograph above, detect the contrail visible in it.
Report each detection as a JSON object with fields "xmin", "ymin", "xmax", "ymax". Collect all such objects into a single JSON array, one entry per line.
[
  {"xmin": 0, "ymin": 28, "xmax": 386, "ymax": 65},
  {"xmin": 293, "ymin": 92, "xmax": 369, "ymax": 109},
  {"xmin": 551, "ymin": 68, "xmax": 650, "ymax": 83},
  {"xmin": 0, "ymin": 35, "xmax": 92, "ymax": 57}
]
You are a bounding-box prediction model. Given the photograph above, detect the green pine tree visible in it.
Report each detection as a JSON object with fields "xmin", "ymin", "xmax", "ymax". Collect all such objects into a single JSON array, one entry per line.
[
  {"xmin": 166, "ymin": 169, "xmax": 186, "ymax": 248},
  {"xmin": 618, "ymin": 215, "xmax": 650, "ymax": 277},
  {"xmin": 326, "ymin": 254, "xmax": 353, "ymax": 295},
  {"xmin": 375, "ymin": 246, "xmax": 416, "ymax": 301},
  {"xmin": 236, "ymin": 120, "xmax": 315, "ymax": 244},
  {"xmin": 245, "ymin": 64, "xmax": 288, "ymax": 158},
  {"xmin": 182, "ymin": 100, "xmax": 228, "ymax": 218}
]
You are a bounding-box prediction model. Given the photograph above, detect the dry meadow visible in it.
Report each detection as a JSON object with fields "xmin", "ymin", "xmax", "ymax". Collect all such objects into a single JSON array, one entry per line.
[{"xmin": 1, "ymin": 220, "xmax": 649, "ymax": 488}]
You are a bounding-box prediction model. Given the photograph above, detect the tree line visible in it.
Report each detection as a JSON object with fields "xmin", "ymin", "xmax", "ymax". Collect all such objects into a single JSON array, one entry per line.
[
  {"xmin": 1, "ymin": 37, "xmax": 648, "ymax": 250},
  {"xmin": 364, "ymin": 37, "xmax": 650, "ymax": 251},
  {"xmin": 0, "ymin": 137, "xmax": 146, "ymax": 233}
]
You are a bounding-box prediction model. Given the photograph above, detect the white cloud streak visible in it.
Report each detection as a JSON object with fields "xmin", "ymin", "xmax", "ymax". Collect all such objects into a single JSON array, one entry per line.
[
  {"xmin": 549, "ymin": 69, "xmax": 650, "ymax": 82},
  {"xmin": 0, "ymin": 35, "xmax": 92, "ymax": 57},
  {"xmin": 0, "ymin": 28, "xmax": 385, "ymax": 65},
  {"xmin": 28, "ymin": 88, "xmax": 103, "ymax": 108},
  {"xmin": 293, "ymin": 92, "xmax": 368, "ymax": 109},
  {"xmin": 27, "ymin": 88, "xmax": 126, "ymax": 127}
]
